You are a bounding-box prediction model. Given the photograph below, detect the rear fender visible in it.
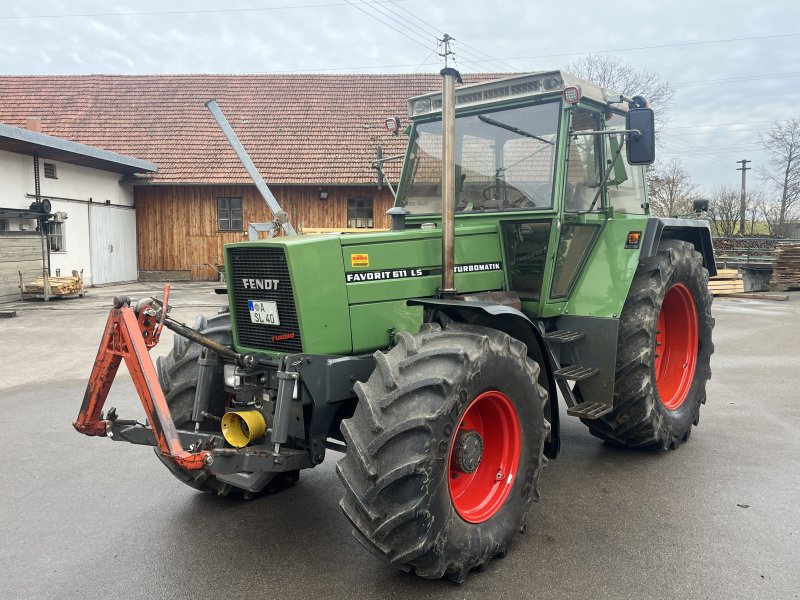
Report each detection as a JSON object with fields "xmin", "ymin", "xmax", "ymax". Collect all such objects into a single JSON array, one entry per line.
[
  {"xmin": 407, "ymin": 298, "xmax": 560, "ymax": 459},
  {"xmin": 641, "ymin": 218, "xmax": 717, "ymax": 276}
]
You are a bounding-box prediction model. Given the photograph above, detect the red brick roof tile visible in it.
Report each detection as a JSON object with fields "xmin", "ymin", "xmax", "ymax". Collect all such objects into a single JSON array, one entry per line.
[{"xmin": 0, "ymin": 74, "xmax": 503, "ymax": 185}]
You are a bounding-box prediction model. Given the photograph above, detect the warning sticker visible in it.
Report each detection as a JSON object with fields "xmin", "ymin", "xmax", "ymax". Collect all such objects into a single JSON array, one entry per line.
[{"xmin": 351, "ymin": 253, "xmax": 369, "ymax": 267}]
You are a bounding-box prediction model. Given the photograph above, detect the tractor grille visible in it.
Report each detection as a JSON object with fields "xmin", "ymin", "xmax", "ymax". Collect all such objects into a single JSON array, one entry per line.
[{"xmin": 228, "ymin": 247, "xmax": 302, "ymax": 353}]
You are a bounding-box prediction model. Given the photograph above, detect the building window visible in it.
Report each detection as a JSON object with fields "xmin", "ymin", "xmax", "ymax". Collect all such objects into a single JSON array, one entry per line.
[
  {"xmin": 0, "ymin": 219, "xmax": 8, "ymax": 231},
  {"xmin": 43, "ymin": 162, "xmax": 58, "ymax": 179},
  {"xmin": 217, "ymin": 197, "xmax": 243, "ymax": 231},
  {"xmin": 347, "ymin": 197, "xmax": 374, "ymax": 228},
  {"xmin": 49, "ymin": 221, "xmax": 65, "ymax": 252}
]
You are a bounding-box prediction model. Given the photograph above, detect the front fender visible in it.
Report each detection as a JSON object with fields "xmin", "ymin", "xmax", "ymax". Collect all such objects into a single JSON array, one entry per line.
[{"xmin": 407, "ymin": 298, "xmax": 560, "ymax": 459}]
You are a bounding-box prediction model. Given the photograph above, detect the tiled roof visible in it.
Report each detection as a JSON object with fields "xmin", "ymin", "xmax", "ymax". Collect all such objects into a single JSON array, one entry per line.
[{"xmin": 0, "ymin": 74, "xmax": 504, "ymax": 185}]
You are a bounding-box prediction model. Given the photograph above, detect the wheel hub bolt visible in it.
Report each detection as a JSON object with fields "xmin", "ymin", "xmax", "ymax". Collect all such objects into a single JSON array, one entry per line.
[
  {"xmin": 496, "ymin": 469, "xmax": 504, "ymax": 481},
  {"xmin": 452, "ymin": 429, "xmax": 483, "ymax": 474}
]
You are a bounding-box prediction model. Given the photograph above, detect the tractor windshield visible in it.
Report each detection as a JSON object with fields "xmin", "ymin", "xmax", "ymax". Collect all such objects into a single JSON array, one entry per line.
[{"xmin": 397, "ymin": 101, "xmax": 560, "ymax": 214}]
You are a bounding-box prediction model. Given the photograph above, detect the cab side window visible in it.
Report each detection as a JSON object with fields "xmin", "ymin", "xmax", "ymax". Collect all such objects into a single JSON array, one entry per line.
[
  {"xmin": 605, "ymin": 112, "xmax": 647, "ymax": 214},
  {"xmin": 565, "ymin": 109, "xmax": 602, "ymax": 212}
]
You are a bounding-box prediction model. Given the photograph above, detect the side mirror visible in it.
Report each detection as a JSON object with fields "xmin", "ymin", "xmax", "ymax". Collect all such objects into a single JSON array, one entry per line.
[{"xmin": 626, "ymin": 108, "xmax": 655, "ymax": 165}]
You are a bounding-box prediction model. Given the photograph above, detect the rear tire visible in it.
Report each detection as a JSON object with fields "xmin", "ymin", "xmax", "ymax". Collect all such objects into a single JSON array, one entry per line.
[
  {"xmin": 337, "ymin": 323, "xmax": 548, "ymax": 582},
  {"xmin": 580, "ymin": 240, "xmax": 714, "ymax": 449}
]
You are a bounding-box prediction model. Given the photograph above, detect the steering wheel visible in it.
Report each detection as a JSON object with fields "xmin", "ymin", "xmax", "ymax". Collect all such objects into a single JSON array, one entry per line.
[{"xmin": 482, "ymin": 184, "xmax": 535, "ymax": 209}]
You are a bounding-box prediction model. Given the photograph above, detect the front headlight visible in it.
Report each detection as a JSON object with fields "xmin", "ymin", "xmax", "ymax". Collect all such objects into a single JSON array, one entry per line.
[{"xmin": 223, "ymin": 363, "xmax": 240, "ymax": 388}]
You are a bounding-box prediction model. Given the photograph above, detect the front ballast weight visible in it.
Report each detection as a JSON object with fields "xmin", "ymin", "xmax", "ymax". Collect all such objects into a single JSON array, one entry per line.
[{"xmin": 73, "ymin": 287, "xmax": 312, "ymax": 478}]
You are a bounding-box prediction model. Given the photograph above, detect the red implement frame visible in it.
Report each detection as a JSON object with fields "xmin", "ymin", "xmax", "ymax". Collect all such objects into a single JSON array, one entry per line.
[{"xmin": 73, "ymin": 285, "xmax": 210, "ymax": 471}]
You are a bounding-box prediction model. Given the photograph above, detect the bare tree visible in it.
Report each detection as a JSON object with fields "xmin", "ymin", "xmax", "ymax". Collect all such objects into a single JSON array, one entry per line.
[
  {"xmin": 647, "ymin": 158, "xmax": 698, "ymax": 217},
  {"xmin": 757, "ymin": 191, "xmax": 798, "ymax": 237},
  {"xmin": 758, "ymin": 118, "xmax": 800, "ymax": 237},
  {"xmin": 707, "ymin": 185, "xmax": 741, "ymax": 237},
  {"xmin": 745, "ymin": 188, "xmax": 765, "ymax": 236},
  {"xmin": 566, "ymin": 55, "xmax": 675, "ymax": 126}
]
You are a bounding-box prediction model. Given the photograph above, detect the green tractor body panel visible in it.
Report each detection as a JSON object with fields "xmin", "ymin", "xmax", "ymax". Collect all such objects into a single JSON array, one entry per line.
[
  {"xmin": 562, "ymin": 214, "xmax": 650, "ymax": 318},
  {"xmin": 341, "ymin": 226, "xmax": 505, "ymax": 351},
  {"xmin": 224, "ymin": 235, "xmax": 354, "ymax": 357}
]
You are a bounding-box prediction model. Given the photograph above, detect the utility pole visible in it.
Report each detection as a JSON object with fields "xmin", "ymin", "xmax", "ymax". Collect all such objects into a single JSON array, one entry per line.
[{"xmin": 736, "ymin": 159, "xmax": 751, "ymax": 235}]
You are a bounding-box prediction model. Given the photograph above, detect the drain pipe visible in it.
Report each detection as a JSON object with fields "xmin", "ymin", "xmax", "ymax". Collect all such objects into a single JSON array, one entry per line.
[{"xmin": 439, "ymin": 67, "xmax": 461, "ymax": 299}]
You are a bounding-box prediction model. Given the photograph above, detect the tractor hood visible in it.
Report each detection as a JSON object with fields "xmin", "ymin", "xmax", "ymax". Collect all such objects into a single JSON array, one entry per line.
[{"xmin": 223, "ymin": 225, "xmax": 505, "ymax": 357}]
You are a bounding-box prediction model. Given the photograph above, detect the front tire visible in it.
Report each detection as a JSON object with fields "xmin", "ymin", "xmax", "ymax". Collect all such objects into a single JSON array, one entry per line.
[
  {"xmin": 154, "ymin": 310, "xmax": 236, "ymax": 496},
  {"xmin": 580, "ymin": 240, "xmax": 714, "ymax": 449},
  {"xmin": 337, "ymin": 323, "xmax": 548, "ymax": 582}
]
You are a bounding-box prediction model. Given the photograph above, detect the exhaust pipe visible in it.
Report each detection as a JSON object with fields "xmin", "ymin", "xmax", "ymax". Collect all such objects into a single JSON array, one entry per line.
[
  {"xmin": 439, "ymin": 67, "xmax": 461, "ymax": 299},
  {"xmin": 221, "ymin": 410, "xmax": 267, "ymax": 448}
]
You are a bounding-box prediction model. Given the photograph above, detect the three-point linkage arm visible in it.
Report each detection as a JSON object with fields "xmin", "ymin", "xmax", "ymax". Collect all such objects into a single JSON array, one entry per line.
[{"xmin": 73, "ymin": 286, "xmax": 210, "ymax": 471}]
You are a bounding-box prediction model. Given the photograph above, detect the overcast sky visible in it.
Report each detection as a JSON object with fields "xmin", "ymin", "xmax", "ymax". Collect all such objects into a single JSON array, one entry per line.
[{"xmin": 1, "ymin": 0, "xmax": 796, "ymax": 193}]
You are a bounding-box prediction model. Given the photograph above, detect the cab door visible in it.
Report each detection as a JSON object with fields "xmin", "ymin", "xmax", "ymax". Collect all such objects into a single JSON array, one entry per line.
[{"xmin": 543, "ymin": 106, "xmax": 605, "ymax": 316}]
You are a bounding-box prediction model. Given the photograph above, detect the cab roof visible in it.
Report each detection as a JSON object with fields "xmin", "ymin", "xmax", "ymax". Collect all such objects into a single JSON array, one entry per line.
[{"xmin": 407, "ymin": 70, "xmax": 627, "ymax": 118}]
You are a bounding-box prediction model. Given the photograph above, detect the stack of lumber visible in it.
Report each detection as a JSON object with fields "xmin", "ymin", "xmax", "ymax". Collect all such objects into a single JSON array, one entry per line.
[
  {"xmin": 771, "ymin": 243, "xmax": 800, "ymax": 290},
  {"xmin": 708, "ymin": 269, "xmax": 744, "ymax": 296},
  {"xmin": 24, "ymin": 272, "xmax": 83, "ymax": 295}
]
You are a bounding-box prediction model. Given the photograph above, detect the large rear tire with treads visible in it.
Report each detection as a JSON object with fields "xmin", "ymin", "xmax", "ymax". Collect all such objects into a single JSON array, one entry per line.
[
  {"xmin": 579, "ymin": 239, "xmax": 714, "ymax": 449},
  {"xmin": 337, "ymin": 323, "xmax": 548, "ymax": 582}
]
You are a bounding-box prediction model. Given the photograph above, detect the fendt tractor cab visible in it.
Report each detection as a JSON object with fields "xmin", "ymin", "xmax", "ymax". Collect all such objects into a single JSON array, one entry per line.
[{"xmin": 75, "ymin": 69, "xmax": 715, "ymax": 582}]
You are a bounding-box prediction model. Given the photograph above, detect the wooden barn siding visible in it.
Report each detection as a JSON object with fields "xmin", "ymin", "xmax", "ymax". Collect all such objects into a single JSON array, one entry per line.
[{"xmin": 135, "ymin": 184, "xmax": 394, "ymax": 280}]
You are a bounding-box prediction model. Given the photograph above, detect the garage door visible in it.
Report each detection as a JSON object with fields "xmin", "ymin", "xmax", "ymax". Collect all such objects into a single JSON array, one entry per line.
[
  {"xmin": 89, "ymin": 204, "xmax": 138, "ymax": 285},
  {"xmin": 0, "ymin": 232, "xmax": 42, "ymax": 303}
]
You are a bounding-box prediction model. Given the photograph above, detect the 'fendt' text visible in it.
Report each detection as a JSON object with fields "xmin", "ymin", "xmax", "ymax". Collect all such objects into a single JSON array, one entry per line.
[{"xmin": 242, "ymin": 278, "xmax": 279, "ymax": 290}]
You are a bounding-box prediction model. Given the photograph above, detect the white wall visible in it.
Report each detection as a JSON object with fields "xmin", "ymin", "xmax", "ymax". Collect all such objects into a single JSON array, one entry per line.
[
  {"xmin": 39, "ymin": 159, "xmax": 134, "ymax": 207},
  {"xmin": 0, "ymin": 149, "xmax": 136, "ymax": 286},
  {"xmin": 0, "ymin": 149, "xmax": 31, "ymax": 207}
]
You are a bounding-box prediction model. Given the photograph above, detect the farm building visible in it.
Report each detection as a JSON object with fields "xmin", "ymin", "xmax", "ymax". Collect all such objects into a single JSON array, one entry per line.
[{"xmin": 0, "ymin": 122, "xmax": 155, "ymax": 302}]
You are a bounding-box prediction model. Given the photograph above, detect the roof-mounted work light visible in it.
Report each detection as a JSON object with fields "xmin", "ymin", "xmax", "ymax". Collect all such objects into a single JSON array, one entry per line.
[
  {"xmin": 385, "ymin": 116, "xmax": 401, "ymax": 134},
  {"xmin": 563, "ymin": 85, "xmax": 582, "ymax": 105}
]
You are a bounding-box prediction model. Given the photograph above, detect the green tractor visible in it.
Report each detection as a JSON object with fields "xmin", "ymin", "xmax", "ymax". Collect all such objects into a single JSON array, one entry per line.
[{"xmin": 75, "ymin": 68, "xmax": 715, "ymax": 583}]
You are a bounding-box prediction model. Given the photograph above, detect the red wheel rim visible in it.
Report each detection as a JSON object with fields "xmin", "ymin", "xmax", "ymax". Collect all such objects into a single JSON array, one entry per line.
[
  {"xmin": 654, "ymin": 283, "xmax": 699, "ymax": 410},
  {"xmin": 448, "ymin": 390, "xmax": 521, "ymax": 523}
]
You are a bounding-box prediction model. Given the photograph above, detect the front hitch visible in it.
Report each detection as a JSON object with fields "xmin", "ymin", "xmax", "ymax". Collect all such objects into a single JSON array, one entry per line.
[{"xmin": 73, "ymin": 285, "xmax": 212, "ymax": 471}]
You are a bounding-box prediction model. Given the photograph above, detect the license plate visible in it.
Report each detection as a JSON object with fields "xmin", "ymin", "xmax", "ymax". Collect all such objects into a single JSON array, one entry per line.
[{"xmin": 247, "ymin": 300, "xmax": 280, "ymax": 325}]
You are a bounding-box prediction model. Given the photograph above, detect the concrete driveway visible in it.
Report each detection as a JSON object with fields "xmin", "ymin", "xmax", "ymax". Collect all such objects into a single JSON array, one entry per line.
[{"xmin": 0, "ymin": 283, "xmax": 798, "ymax": 599}]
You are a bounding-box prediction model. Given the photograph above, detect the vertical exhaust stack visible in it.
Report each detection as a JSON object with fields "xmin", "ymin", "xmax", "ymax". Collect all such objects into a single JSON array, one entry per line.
[{"xmin": 439, "ymin": 67, "xmax": 461, "ymax": 299}]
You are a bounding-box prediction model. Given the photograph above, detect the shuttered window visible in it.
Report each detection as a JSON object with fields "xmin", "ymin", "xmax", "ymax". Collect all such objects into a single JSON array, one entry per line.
[
  {"xmin": 44, "ymin": 162, "xmax": 57, "ymax": 179},
  {"xmin": 217, "ymin": 197, "xmax": 243, "ymax": 231}
]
